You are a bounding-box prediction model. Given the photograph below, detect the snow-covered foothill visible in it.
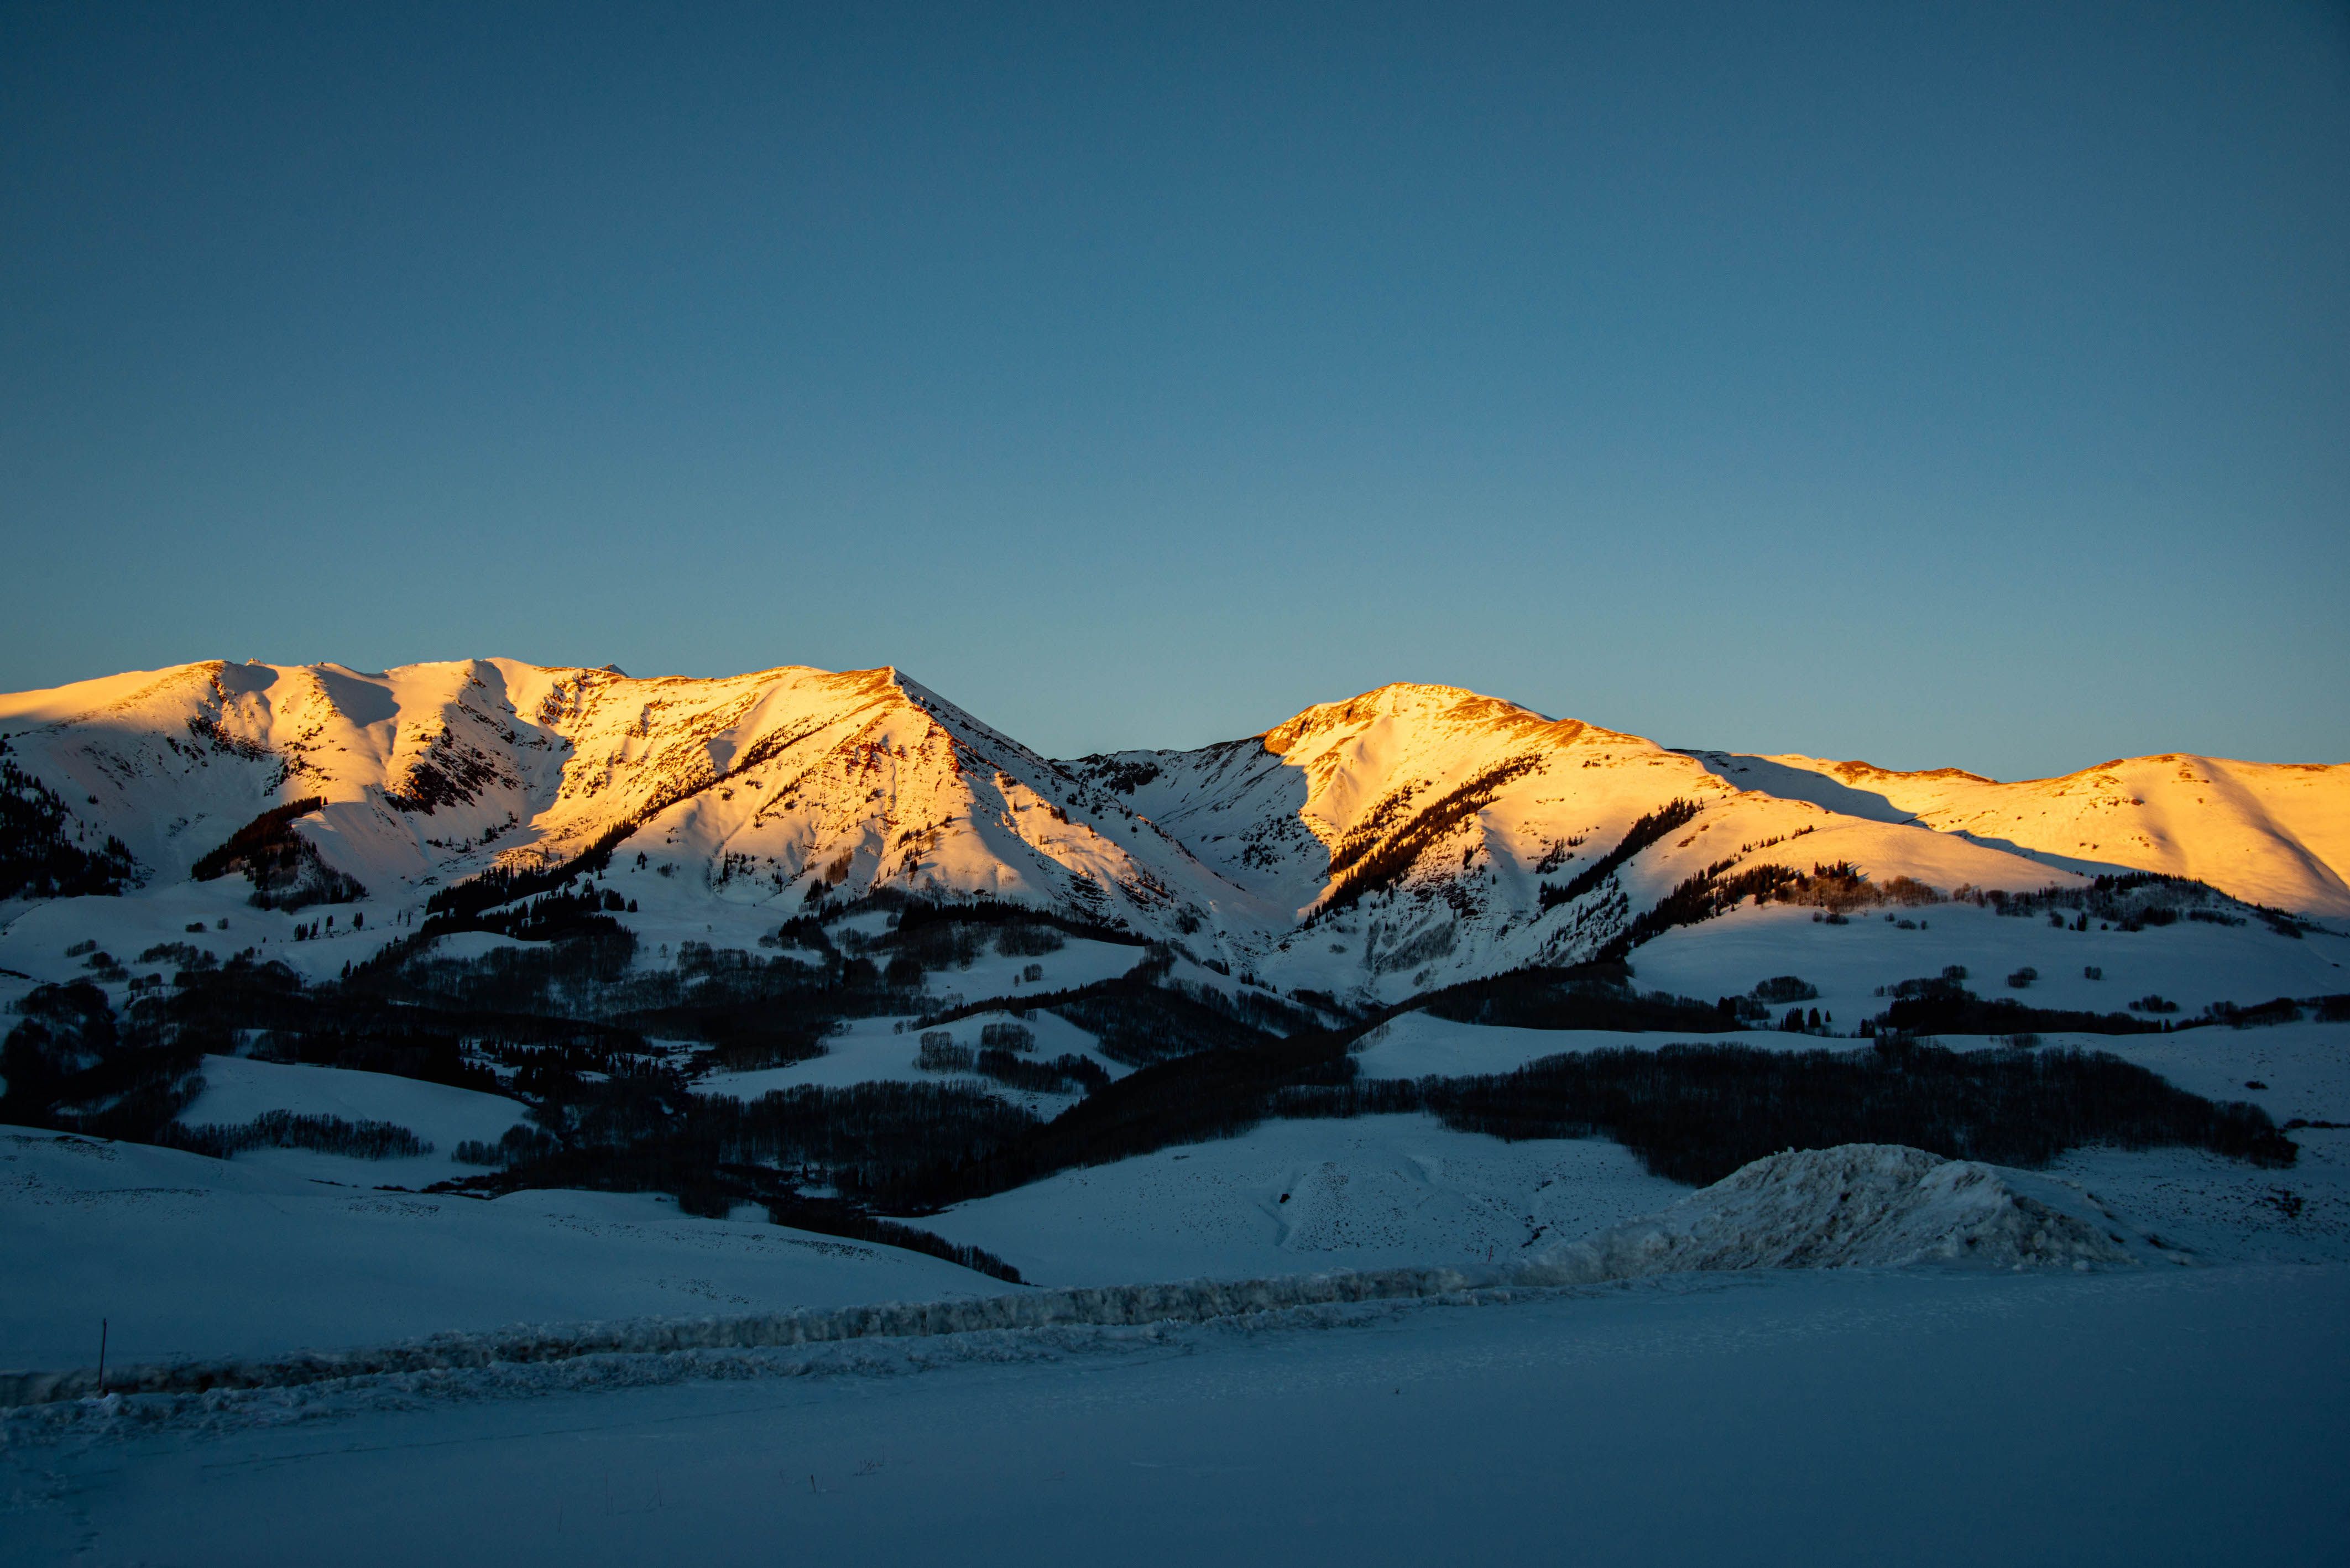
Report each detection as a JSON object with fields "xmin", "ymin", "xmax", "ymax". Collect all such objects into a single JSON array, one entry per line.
[
  {"xmin": 178, "ymin": 1055, "xmax": 537, "ymax": 1183},
  {"xmin": 2038, "ymin": 1021, "xmax": 2350, "ymax": 1262},
  {"xmin": 1629, "ymin": 897, "xmax": 2350, "ymax": 1034},
  {"xmin": 920, "ymin": 1114, "xmax": 1688, "ymax": 1284},
  {"xmin": 1349, "ymin": 1013, "xmax": 1650, "ymax": 1080},
  {"xmin": 1352, "ymin": 1011, "xmax": 2350, "ymax": 1269},
  {"xmin": 4, "ymin": 1137, "xmax": 2160, "ymax": 1414},
  {"xmin": 0, "ymin": 1147, "xmax": 2100, "ymax": 1410}
]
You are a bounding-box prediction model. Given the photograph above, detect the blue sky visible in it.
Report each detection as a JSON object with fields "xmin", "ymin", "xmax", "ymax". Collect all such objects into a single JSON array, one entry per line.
[{"xmin": 2, "ymin": 2, "xmax": 2343, "ymax": 776}]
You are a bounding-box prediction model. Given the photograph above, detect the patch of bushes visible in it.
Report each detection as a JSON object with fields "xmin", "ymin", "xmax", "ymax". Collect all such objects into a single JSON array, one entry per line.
[
  {"xmin": 452, "ymin": 1124, "xmax": 561, "ymax": 1167},
  {"xmin": 170, "ymin": 1110, "xmax": 431, "ymax": 1160},
  {"xmin": 2204, "ymin": 997, "xmax": 2304, "ymax": 1028},
  {"xmin": 1871, "ymin": 976, "xmax": 2163, "ymax": 1037},
  {"xmin": 889, "ymin": 896, "xmax": 1140, "ymax": 949},
  {"xmin": 1963, "ymin": 871, "xmax": 2300, "ymax": 937},
  {"xmin": 250, "ymin": 1023, "xmax": 507, "ymax": 1089},
  {"xmin": 761, "ymin": 1195, "xmax": 1025, "ymax": 1283},
  {"xmin": 903, "ymin": 1029, "xmax": 1347, "ymax": 1205},
  {"xmin": 137, "ymin": 942, "xmax": 216, "ymax": 970},
  {"xmin": 1056, "ymin": 984, "xmax": 1281, "ymax": 1066},
  {"xmin": 917, "ymin": 1033, "xmax": 974, "ymax": 1072},
  {"xmin": 972, "ymin": 1049, "xmax": 1109, "ymax": 1096},
  {"xmin": 693, "ymin": 1081, "xmax": 1042, "ymax": 1198},
  {"xmin": 0, "ymin": 981, "xmax": 202, "ymax": 1142}
]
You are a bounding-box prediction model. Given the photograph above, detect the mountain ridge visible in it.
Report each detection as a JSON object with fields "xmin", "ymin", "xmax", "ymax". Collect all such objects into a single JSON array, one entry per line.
[{"xmin": 3, "ymin": 660, "xmax": 2344, "ymax": 1003}]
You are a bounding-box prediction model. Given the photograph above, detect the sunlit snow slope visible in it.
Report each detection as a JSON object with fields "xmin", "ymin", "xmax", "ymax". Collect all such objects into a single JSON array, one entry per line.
[{"xmin": 1685, "ymin": 750, "xmax": 2350, "ymax": 918}]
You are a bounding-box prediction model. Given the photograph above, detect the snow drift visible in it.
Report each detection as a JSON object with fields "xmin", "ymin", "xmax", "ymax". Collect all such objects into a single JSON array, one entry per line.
[
  {"xmin": 0, "ymin": 1144, "xmax": 2139, "ymax": 1411},
  {"xmin": 1525, "ymin": 1143, "xmax": 2135, "ymax": 1283}
]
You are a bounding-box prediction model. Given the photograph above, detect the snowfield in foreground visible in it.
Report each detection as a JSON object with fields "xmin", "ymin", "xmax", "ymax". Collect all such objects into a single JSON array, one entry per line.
[
  {"xmin": 2, "ymin": 1264, "xmax": 2341, "ymax": 1567},
  {"xmin": 0, "ymin": 1128, "xmax": 1001, "ymax": 1371},
  {"xmin": 5, "ymin": 1097, "xmax": 2346, "ymax": 1564},
  {"xmin": 0, "ymin": 1138, "xmax": 2238, "ymax": 1410}
]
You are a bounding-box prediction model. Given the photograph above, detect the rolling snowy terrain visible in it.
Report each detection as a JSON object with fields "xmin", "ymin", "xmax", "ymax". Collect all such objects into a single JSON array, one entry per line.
[{"xmin": 3, "ymin": 658, "xmax": 2346, "ymax": 1562}]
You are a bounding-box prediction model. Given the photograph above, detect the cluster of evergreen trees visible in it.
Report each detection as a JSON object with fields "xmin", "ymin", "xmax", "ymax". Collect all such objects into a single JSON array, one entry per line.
[
  {"xmin": 189, "ymin": 797, "xmax": 367, "ymax": 911},
  {"xmin": 0, "ymin": 756, "xmax": 139, "ymax": 901},
  {"xmin": 1960, "ymin": 872, "xmax": 2305, "ymax": 938},
  {"xmin": 1317, "ymin": 757, "xmax": 1545, "ymax": 916},
  {"xmin": 1537, "ymin": 799, "xmax": 1702, "ymax": 914},
  {"xmin": 1612, "ymin": 857, "xmax": 1940, "ymax": 957}
]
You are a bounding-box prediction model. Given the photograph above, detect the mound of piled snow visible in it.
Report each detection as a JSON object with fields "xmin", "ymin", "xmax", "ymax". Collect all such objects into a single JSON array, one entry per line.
[{"xmin": 1532, "ymin": 1144, "xmax": 2134, "ymax": 1280}]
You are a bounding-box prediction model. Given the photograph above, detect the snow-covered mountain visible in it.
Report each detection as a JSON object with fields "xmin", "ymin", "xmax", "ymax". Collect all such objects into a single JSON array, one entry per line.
[
  {"xmin": 0, "ymin": 657, "xmax": 1241, "ymax": 926},
  {"xmin": 1068, "ymin": 681, "xmax": 2347, "ymax": 994},
  {"xmin": 2, "ymin": 660, "xmax": 2343, "ymax": 998}
]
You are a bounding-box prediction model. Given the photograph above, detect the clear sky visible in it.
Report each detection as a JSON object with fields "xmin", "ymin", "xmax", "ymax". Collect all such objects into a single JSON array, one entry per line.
[{"xmin": 2, "ymin": 2, "xmax": 2344, "ymax": 778}]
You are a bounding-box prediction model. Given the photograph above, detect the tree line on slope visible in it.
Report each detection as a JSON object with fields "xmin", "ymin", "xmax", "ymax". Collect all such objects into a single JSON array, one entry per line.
[{"xmin": 1271, "ymin": 1039, "xmax": 2292, "ymax": 1185}]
